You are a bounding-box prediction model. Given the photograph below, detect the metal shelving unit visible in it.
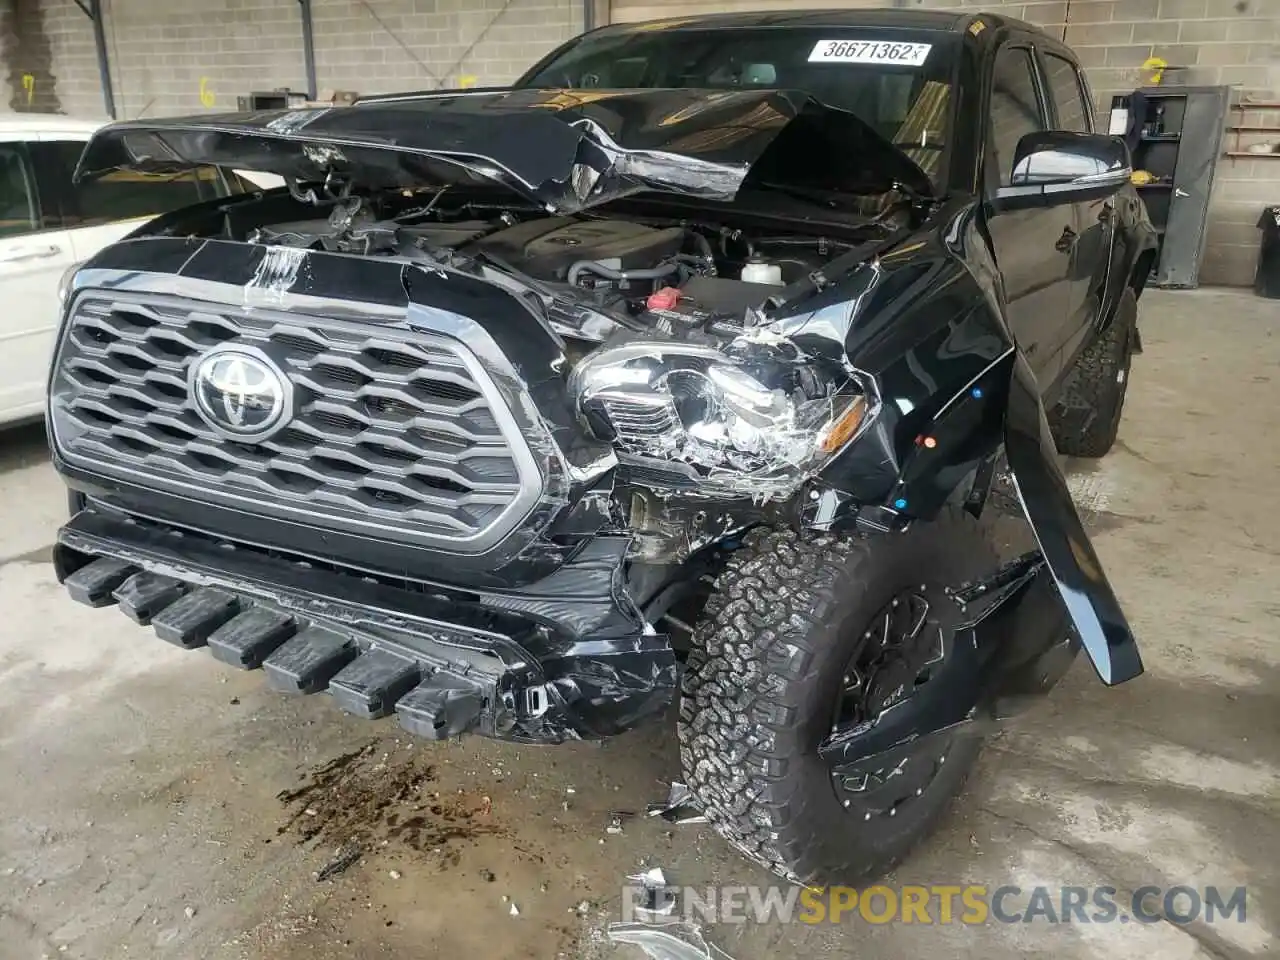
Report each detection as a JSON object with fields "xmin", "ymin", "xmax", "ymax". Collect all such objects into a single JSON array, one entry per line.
[
  {"xmin": 1224, "ymin": 102, "xmax": 1280, "ymax": 158},
  {"xmin": 1129, "ymin": 86, "xmax": 1230, "ymax": 289}
]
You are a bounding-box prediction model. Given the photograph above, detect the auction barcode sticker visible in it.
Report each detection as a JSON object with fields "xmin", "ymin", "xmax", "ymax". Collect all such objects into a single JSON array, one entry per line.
[{"xmin": 808, "ymin": 40, "xmax": 933, "ymax": 66}]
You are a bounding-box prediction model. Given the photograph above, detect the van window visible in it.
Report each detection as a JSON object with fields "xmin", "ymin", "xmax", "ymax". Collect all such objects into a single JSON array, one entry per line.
[
  {"xmin": 40, "ymin": 140, "xmax": 228, "ymax": 227},
  {"xmin": 0, "ymin": 144, "xmax": 39, "ymax": 238}
]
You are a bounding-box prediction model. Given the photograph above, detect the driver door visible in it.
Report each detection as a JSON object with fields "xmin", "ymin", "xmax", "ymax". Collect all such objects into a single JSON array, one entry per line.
[
  {"xmin": 1038, "ymin": 50, "xmax": 1114, "ymax": 375},
  {"xmin": 983, "ymin": 43, "xmax": 1073, "ymax": 391}
]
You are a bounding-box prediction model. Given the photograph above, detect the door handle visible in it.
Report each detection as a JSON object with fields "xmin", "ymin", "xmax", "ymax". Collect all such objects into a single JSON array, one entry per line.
[
  {"xmin": 1055, "ymin": 227, "xmax": 1077, "ymax": 254},
  {"xmin": 0, "ymin": 244, "xmax": 62, "ymax": 263}
]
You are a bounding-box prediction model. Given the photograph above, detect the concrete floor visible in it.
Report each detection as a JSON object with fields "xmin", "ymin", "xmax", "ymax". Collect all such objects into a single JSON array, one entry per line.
[{"xmin": 1, "ymin": 287, "xmax": 1277, "ymax": 960}]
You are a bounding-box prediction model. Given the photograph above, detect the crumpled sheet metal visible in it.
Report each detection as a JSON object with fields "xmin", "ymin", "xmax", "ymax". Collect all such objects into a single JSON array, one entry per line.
[
  {"xmin": 645, "ymin": 781, "xmax": 708, "ymax": 824},
  {"xmin": 626, "ymin": 866, "xmax": 678, "ymax": 920},
  {"xmin": 570, "ymin": 117, "xmax": 749, "ymax": 206},
  {"xmin": 607, "ymin": 922, "xmax": 736, "ymax": 960}
]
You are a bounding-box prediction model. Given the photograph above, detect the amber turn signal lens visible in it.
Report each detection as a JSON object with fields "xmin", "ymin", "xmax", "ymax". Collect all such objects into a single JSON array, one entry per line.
[{"xmin": 819, "ymin": 395, "xmax": 869, "ymax": 454}]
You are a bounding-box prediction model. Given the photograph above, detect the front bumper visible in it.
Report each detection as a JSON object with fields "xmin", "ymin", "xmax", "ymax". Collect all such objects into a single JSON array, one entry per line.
[{"xmin": 55, "ymin": 506, "xmax": 676, "ymax": 743}]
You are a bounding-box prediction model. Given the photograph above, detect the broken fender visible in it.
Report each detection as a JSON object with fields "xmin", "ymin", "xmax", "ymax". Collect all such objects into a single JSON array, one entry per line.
[
  {"xmin": 1004, "ymin": 353, "xmax": 1144, "ymax": 685},
  {"xmin": 819, "ymin": 354, "xmax": 1142, "ymax": 772}
]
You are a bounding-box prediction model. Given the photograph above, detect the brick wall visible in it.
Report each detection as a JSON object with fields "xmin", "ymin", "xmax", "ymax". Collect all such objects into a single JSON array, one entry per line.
[{"xmin": 1, "ymin": 0, "xmax": 582, "ymax": 119}]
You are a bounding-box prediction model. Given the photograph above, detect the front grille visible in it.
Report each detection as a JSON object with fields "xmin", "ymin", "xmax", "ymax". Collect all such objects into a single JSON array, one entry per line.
[{"xmin": 51, "ymin": 292, "xmax": 541, "ymax": 553}]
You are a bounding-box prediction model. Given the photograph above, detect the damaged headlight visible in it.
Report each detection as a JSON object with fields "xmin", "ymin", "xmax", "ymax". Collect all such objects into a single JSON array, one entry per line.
[{"xmin": 570, "ymin": 338, "xmax": 876, "ymax": 498}]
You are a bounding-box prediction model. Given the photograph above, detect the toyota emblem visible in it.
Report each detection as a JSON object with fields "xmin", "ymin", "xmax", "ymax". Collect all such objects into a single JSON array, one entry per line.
[{"xmin": 188, "ymin": 344, "xmax": 293, "ymax": 441}]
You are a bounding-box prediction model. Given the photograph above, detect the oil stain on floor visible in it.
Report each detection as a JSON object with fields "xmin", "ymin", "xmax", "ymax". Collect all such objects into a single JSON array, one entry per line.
[{"xmin": 274, "ymin": 741, "xmax": 502, "ymax": 876}]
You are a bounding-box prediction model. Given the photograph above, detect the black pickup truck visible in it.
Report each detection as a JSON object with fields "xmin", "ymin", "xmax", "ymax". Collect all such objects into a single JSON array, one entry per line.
[{"xmin": 48, "ymin": 9, "xmax": 1156, "ymax": 884}]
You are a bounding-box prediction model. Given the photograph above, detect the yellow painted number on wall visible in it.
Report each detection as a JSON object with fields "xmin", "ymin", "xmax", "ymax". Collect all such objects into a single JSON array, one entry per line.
[
  {"xmin": 22, "ymin": 74, "xmax": 35, "ymax": 106},
  {"xmin": 199, "ymin": 77, "xmax": 216, "ymax": 108},
  {"xmin": 459, "ymin": 75, "xmax": 478, "ymax": 89}
]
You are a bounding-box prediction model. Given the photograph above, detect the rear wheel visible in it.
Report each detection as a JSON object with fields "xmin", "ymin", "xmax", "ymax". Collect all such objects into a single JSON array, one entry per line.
[
  {"xmin": 678, "ymin": 509, "xmax": 996, "ymax": 885},
  {"xmin": 1049, "ymin": 288, "xmax": 1137, "ymax": 458}
]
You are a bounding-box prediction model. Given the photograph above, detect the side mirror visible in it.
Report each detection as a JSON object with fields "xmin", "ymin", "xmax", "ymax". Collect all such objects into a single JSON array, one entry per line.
[{"xmin": 993, "ymin": 131, "xmax": 1131, "ymax": 211}]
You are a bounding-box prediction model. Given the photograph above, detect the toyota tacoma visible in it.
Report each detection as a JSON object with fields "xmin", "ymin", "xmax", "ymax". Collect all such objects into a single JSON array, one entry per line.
[{"xmin": 47, "ymin": 10, "xmax": 1155, "ymax": 884}]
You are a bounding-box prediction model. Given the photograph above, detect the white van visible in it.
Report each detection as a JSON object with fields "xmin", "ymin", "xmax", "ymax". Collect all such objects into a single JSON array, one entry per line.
[{"xmin": 0, "ymin": 114, "xmax": 279, "ymax": 426}]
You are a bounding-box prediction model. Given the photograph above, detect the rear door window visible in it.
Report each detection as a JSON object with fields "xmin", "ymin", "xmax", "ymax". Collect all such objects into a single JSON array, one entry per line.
[
  {"xmin": 1042, "ymin": 53, "xmax": 1092, "ymax": 133},
  {"xmin": 0, "ymin": 143, "xmax": 40, "ymax": 238}
]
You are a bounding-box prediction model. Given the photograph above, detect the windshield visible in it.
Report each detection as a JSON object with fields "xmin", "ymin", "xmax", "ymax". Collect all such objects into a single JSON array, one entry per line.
[{"xmin": 518, "ymin": 26, "xmax": 956, "ymax": 184}]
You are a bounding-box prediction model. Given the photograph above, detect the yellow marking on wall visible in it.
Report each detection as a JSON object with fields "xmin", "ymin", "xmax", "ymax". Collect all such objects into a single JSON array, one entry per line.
[
  {"xmin": 199, "ymin": 77, "xmax": 216, "ymax": 108},
  {"xmin": 459, "ymin": 75, "xmax": 478, "ymax": 89},
  {"xmin": 22, "ymin": 74, "xmax": 35, "ymax": 105}
]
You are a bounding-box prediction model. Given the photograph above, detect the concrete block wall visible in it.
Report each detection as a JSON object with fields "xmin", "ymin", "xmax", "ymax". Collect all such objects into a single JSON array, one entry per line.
[{"xmin": 1, "ymin": 0, "xmax": 582, "ymax": 120}]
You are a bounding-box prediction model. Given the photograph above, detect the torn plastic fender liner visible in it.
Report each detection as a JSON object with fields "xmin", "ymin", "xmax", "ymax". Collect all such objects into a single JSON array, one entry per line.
[
  {"xmin": 1004, "ymin": 353, "xmax": 1144, "ymax": 686},
  {"xmin": 878, "ymin": 345, "xmax": 1142, "ymax": 684},
  {"xmin": 818, "ymin": 557, "xmax": 1060, "ymax": 771},
  {"xmin": 818, "ymin": 354, "xmax": 1143, "ymax": 771}
]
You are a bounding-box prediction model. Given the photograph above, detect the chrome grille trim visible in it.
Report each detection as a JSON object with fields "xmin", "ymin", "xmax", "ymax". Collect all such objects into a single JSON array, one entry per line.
[{"xmin": 50, "ymin": 291, "xmax": 544, "ymax": 554}]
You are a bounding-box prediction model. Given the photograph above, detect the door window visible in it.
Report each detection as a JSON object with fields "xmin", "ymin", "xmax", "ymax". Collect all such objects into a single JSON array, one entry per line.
[
  {"xmin": 1042, "ymin": 53, "xmax": 1091, "ymax": 133},
  {"xmin": 38, "ymin": 140, "xmax": 228, "ymax": 228},
  {"xmin": 0, "ymin": 144, "xmax": 39, "ymax": 238},
  {"xmin": 989, "ymin": 47, "xmax": 1046, "ymax": 186}
]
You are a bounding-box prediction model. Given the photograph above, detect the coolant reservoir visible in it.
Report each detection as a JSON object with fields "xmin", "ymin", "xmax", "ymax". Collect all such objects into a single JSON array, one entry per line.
[{"xmin": 740, "ymin": 256, "xmax": 783, "ymax": 286}]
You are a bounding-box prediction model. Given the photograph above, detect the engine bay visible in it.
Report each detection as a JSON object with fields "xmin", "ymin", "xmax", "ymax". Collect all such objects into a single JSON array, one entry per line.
[
  {"xmin": 115, "ymin": 179, "xmax": 912, "ymax": 526},
  {"xmin": 215, "ymin": 185, "xmax": 901, "ymax": 342}
]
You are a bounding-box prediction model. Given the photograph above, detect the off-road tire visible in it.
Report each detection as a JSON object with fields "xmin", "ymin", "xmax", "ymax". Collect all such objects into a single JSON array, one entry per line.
[
  {"xmin": 678, "ymin": 508, "xmax": 997, "ymax": 886},
  {"xmin": 1049, "ymin": 288, "xmax": 1137, "ymax": 458}
]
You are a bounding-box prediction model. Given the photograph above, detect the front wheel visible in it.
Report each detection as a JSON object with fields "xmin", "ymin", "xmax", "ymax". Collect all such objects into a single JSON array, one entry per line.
[{"xmin": 678, "ymin": 509, "xmax": 997, "ymax": 886}]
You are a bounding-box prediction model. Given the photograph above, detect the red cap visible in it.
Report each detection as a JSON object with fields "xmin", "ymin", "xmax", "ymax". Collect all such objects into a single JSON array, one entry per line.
[{"xmin": 646, "ymin": 286, "xmax": 682, "ymax": 311}]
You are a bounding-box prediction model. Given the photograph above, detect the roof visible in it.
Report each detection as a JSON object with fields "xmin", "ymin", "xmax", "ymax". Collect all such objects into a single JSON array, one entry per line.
[
  {"xmin": 0, "ymin": 112, "xmax": 105, "ymax": 137},
  {"xmin": 592, "ymin": 9, "xmax": 1048, "ymax": 39},
  {"xmin": 596, "ymin": 9, "xmax": 972, "ymax": 33}
]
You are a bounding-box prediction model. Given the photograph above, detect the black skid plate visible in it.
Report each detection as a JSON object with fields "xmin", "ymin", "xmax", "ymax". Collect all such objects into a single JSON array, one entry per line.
[
  {"xmin": 62, "ymin": 556, "xmax": 507, "ymax": 739},
  {"xmin": 53, "ymin": 505, "xmax": 677, "ymax": 743}
]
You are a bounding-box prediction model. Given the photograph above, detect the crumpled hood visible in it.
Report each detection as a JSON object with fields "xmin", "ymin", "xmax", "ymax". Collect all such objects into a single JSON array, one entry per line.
[{"xmin": 74, "ymin": 87, "xmax": 933, "ymax": 214}]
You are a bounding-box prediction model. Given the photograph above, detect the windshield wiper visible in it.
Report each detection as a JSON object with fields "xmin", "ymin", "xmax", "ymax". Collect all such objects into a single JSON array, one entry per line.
[
  {"xmin": 749, "ymin": 180, "xmax": 936, "ymax": 210},
  {"xmin": 748, "ymin": 181, "xmax": 863, "ymax": 208},
  {"xmin": 889, "ymin": 178, "xmax": 935, "ymax": 204}
]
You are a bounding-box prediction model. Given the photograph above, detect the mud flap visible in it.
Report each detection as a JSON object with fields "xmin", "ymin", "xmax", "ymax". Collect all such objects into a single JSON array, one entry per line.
[{"xmin": 1004, "ymin": 353, "xmax": 1143, "ymax": 685}]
